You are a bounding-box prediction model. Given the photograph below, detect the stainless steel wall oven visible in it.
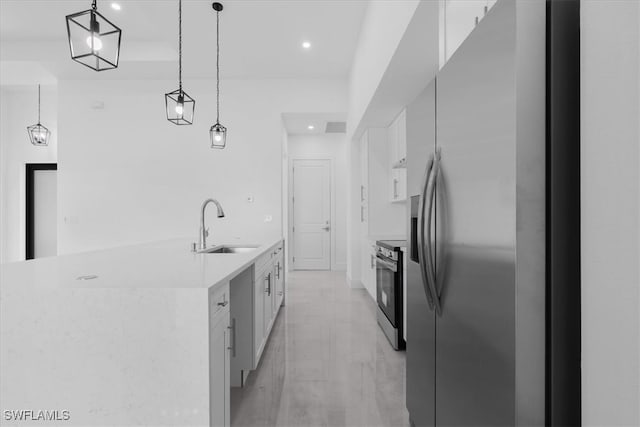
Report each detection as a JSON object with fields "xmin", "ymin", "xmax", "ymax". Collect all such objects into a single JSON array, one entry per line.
[{"xmin": 376, "ymin": 240, "xmax": 405, "ymax": 350}]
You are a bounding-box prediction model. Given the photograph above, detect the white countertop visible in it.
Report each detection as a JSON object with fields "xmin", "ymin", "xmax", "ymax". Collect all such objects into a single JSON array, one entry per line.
[
  {"xmin": 0, "ymin": 237, "xmax": 283, "ymax": 426},
  {"xmin": 0, "ymin": 237, "xmax": 283, "ymax": 291}
]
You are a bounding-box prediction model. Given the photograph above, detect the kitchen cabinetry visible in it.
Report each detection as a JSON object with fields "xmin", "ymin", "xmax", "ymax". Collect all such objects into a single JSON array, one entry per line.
[
  {"xmin": 209, "ymin": 283, "xmax": 231, "ymax": 427},
  {"xmin": 273, "ymin": 252, "xmax": 285, "ymax": 311},
  {"xmin": 254, "ymin": 268, "xmax": 267, "ymax": 361},
  {"xmin": 388, "ymin": 109, "xmax": 407, "ymax": 203},
  {"xmin": 361, "ymin": 239, "xmax": 377, "ymax": 300},
  {"xmin": 230, "ymin": 240, "xmax": 285, "ymax": 388},
  {"xmin": 0, "ymin": 238, "xmax": 287, "ymax": 427},
  {"xmin": 359, "ymin": 128, "xmax": 406, "ymax": 297},
  {"xmin": 359, "ymin": 128, "xmax": 405, "ymax": 234}
]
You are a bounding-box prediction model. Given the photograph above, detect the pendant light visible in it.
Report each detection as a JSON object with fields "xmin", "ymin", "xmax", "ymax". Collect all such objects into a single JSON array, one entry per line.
[
  {"xmin": 209, "ymin": 2, "xmax": 227, "ymax": 149},
  {"xmin": 66, "ymin": 0, "xmax": 122, "ymax": 71},
  {"xmin": 165, "ymin": 0, "xmax": 195, "ymax": 125},
  {"xmin": 27, "ymin": 85, "xmax": 51, "ymax": 147}
]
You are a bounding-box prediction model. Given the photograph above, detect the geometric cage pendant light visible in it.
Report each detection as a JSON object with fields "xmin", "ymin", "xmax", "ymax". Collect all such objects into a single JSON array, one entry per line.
[
  {"xmin": 165, "ymin": 0, "xmax": 195, "ymax": 125},
  {"xmin": 65, "ymin": 0, "xmax": 122, "ymax": 72},
  {"xmin": 209, "ymin": 2, "xmax": 227, "ymax": 149},
  {"xmin": 27, "ymin": 84, "xmax": 51, "ymax": 147}
]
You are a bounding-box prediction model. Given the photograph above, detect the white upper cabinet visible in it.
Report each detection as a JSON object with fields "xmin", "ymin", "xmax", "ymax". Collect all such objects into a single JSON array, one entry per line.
[
  {"xmin": 359, "ymin": 128, "xmax": 406, "ymax": 233},
  {"xmin": 441, "ymin": 0, "xmax": 498, "ymax": 66},
  {"xmin": 388, "ymin": 109, "xmax": 407, "ymax": 202},
  {"xmin": 397, "ymin": 109, "xmax": 407, "ymax": 162}
]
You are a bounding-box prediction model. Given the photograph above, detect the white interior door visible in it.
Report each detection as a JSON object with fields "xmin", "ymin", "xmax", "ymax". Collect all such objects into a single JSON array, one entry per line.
[
  {"xmin": 292, "ymin": 159, "xmax": 331, "ymax": 270},
  {"xmin": 33, "ymin": 169, "xmax": 57, "ymax": 258}
]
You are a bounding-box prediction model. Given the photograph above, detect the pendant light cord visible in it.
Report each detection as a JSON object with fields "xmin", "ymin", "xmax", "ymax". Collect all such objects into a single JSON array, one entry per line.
[
  {"xmin": 178, "ymin": 0, "xmax": 182, "ymax": 91},
  {"xmin": 216, "ymin": 8, "xmax": 220, "ymax": 123},
  {"xmin": 37, "ymin": 84, "xmax": 41, "ymax": 124}
]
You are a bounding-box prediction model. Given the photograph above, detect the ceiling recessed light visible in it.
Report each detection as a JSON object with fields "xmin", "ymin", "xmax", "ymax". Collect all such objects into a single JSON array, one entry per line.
[
  {"xmin": 111, "ymin": 3, "xmax": 121, "ymax": 10},
  {"xmin": 308, "ymin": 125, "xmax": 315, "ymax": 130},
  {"xmin": 302, "ymin": 41, "xmax": 311, "ymax": 49}
]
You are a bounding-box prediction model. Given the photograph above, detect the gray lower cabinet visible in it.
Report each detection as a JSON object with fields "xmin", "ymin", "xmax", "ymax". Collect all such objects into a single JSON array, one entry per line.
[
  {"xmin": 274, "ymin": 254, "xmax": 285, "ymax": 310},
  {"xmin": 257, "ymin": 267, "xmax": 270, "ymax": 361},
  {"xmin": 209, "ymin": 283, "xmax": 231, "ymax": 427},
  {"xmin": 229, "ymin": 241, "xmax": 285, "ymax": 388}
]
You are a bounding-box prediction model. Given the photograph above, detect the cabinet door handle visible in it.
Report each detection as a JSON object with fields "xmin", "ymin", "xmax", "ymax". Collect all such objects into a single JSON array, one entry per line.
[
  {"xmin": 227, "ymin": 318, "xmax": 236, "ymax": 357},
  {"xmin": 265, "ymin": 274, "xmax": 271, "ymax": 295},
  {"xmin": 360, "ymin": 185, "xmax": 365, "ymax": 202},
  {"xmin": 393, "ymin": 179, "xmax": 399, "ymax": 199},
  {"xmin": 217, "ymin": 300, "xmax": 228, "ymax": 307},
  {"xmin": 371, "ymin": 254, "xmax": 375, "ymax": 269}
]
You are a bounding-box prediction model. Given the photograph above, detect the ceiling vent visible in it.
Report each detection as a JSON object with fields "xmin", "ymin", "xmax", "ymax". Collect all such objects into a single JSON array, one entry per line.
[{"xmin": 325, "ymin": 121, "xmax": 347, "ymax": 134}]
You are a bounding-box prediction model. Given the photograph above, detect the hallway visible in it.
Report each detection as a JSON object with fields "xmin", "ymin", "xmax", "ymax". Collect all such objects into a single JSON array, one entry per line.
[{"xmin": 231, "ymin": 271, "xmax": 409, "ymax": 427}]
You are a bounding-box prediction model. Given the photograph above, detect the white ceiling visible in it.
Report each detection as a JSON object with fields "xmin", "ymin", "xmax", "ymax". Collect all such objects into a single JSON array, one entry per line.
[
  {"xmin": 282, "ymin": 112, "xmax": 347, "ymax": 135},
  {"xmin": 0, "ymin": 0, "xmax": 367, "ymax": 82}
]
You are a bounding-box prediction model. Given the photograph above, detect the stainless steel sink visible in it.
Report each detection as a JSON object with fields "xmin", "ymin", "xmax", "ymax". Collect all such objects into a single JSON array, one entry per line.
[{"xmin": 199, "ymin": 245, "xmax": 259, "ymax": 254}]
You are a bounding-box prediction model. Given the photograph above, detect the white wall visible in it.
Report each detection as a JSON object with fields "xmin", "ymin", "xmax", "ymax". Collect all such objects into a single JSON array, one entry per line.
[
  {"xmin": 281, "ymin": 126, "xmax": 289, "ymax": 271},
  {"xmin": 346, "ymin": 137, "xmax": 362, "ymax": 286},
  {"xmin": 347, "ymin": 0, "xmax": 420, "ymax": 138},
  {"xmin": 581, "ymin": 1, "xmax": 640, "ymax": 425},
  {"xmin": 57, "ymin": 79, "xmax": 346, "ymax": 254},
  {"xmin": 0, "ymin": 85, "xmax": 57, "ymax": 263},
  {"xmin": 287, "ymin": 133, "xmax": 348, "ymax": 271}
]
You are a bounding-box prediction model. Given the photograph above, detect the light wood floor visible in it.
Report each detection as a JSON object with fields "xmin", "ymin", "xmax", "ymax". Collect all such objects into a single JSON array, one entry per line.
[{"xmin": 230, "ymin": 270, "xmax": 409, "ymax": 427}]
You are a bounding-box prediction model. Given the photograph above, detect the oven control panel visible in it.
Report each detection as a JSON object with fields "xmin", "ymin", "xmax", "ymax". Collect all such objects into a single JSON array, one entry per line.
[{"xmin": 376, "ymin": 245, "xmax": 399, "ymax": 262}]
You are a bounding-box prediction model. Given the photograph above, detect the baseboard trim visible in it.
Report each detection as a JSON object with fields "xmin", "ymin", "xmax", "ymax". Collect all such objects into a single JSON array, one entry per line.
[
  {"xmin": 333, "ymin": 263, "xmax": 347, "ymax": 272},
  {"xmin": 349, "ymin": 279, "xmax": 364, "ymax": 289}
]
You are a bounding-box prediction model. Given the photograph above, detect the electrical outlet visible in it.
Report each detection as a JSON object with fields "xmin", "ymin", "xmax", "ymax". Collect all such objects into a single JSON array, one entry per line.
[{"xmin": 264, "ymin": 215, "xmax": 273, "ymax": 223}]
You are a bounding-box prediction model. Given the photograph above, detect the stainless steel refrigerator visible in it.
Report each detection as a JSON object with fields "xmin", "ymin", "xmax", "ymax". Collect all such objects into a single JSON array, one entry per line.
[{"xmin": 406, "ymin": 1, "xmax": 581, "ymax": 426}]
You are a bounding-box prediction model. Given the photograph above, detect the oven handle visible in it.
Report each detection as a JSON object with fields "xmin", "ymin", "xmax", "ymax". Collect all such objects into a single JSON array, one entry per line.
[{"xmin": 376, "ymin": 256, "xmax": 398, "ymax": 273}]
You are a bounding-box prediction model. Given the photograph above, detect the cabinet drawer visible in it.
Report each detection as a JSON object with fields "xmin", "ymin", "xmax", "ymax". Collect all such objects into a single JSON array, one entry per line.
[
  {"xmin": 254, "ymin": 241, "xmax": 284, "ymax": 273},
  {"xmin": 209, "ymin": 282, "xmax": 230, "ymax": 319},
  {"xmin": 254, "ymin": 253, "xmax": 273, "ymax": 274}
]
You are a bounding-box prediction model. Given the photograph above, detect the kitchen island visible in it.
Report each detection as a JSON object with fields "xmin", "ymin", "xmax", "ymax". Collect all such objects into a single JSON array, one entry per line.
[{"xmin": 0, "ymin": 238, "xmax": 285, "ymax": 427}]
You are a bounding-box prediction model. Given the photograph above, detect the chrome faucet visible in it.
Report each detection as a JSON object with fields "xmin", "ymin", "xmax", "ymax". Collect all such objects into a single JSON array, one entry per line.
[{"xmin": 199, "ymin": 198, "xmax": 225, "ymax": 250}]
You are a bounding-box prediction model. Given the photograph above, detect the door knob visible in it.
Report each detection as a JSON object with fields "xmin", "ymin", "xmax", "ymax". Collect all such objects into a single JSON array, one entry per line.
[{"xmin": 321, "ymin": 226, "xmax": 330, "ymax": 231}]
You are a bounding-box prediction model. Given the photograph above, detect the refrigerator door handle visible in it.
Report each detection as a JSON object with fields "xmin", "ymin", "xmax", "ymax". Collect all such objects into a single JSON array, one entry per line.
[
  {"xmin": 425, "ymin": 150, "xmax": 443, "ymax": 315},
  {"xmin": 418, "ymin": 155, "xmax": 436, "ymax": 310}
]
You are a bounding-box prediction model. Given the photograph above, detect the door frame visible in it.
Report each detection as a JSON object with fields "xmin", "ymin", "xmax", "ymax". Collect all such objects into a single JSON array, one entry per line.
[
  {"xmin": 25, "ymin": 163, "xmax": 57, "ymax": 260},
  {"xmin": 288, "ymin": 157, "xmax": 336, "ymax": 271}
]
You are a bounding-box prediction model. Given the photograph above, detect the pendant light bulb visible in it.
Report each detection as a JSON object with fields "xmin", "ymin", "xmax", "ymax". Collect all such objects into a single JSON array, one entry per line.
[
  {"xmin": 214, "ymin": 133, "xmax": 222, "ymax": 142},
  {"xmin": 164, "ymin": 0, "xmax": 195, "ymax": 125},
  {"xmin": 86, "ymin": 34, "xmax": 103, "ymax": 51},
  {"xmin": 175, "ymin": 94, "xmax": 185, "ymax": 116},
  {"xmin": 86, "ymin": 12, "xmax": 103, "ymax": 51}
]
